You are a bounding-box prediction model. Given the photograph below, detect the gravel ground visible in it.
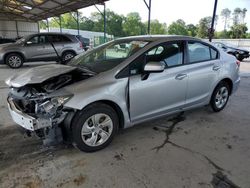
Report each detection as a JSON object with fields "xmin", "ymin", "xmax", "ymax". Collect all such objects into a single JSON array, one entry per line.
[{"xmin": 0, "ymin": 60, "xmax": 250, "ymax": 188}]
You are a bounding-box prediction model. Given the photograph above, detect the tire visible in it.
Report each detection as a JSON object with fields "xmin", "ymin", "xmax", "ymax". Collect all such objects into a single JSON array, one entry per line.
[
  {"xmin": 235, "ymin": 53, "xmax": 243, "ymax": 61},
  {"xmin": 72, "ymin": 103, "xmax": 119, "ymax": 152},
  {"xmin": 61, "ymin": 51, "xmax": 75, "ymax": 64},
  {"xmin": 210, "ymin": 82, "xmax": 230, "ymax": 112},
  {"xmin": 5, "ymin": 53, "xmax": 24, "ymax": 68}
]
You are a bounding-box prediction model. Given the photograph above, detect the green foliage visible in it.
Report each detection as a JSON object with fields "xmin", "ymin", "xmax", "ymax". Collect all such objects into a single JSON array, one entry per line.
[
  {"xmin": 186, "ymin": 24, "xmax": 197, "ymax": 37},
  {"xmin": 45, "ymin": 8, "xmax": 249, "ymax": 39},
  {"xmin": 123, "ymin": 12, "xmax": 146, "ymax": 36},
  {"xmin": 214, "ymin": 30, "xmax": 230, "ymax": 39},
  {"xmin": 39, "ymin": 21, "xmax": 47, "ymax": 30},
  {"xmin": 150, "ymin": 20, "xmax": 167, "ymax": 34},
  {"xmin": 168, "ymin": 19, "xmax": 188, "ymax": 35},
  {"xmin": 229, "ymin": 24, "xmax": 248, "ymax": 38},
  {"xmin": 197, "ymin": 17, "xmax": 212, "ymax": 38},
  {"xmin": 221, "ymin": 8, "xmax": 231, "ymax": 30}
]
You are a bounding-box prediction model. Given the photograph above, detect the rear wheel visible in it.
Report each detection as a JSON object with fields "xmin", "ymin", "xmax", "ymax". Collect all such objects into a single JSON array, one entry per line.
[
  {"xmin": 5, "ymin": 53, "xmax": 23, "ymax": 68},
  {"xmin": 62, "ymin": 51, "xmax": 75, "ymax": 63},
  {"xmin": 210, "ymin": 82, "xmax": 230, "ymax": 112},
  {"xmin": 72, "ymin": 103, "xmax": 119, "ymax": 152}
]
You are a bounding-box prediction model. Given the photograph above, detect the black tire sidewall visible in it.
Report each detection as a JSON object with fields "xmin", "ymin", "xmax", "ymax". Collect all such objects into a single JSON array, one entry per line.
[
  {"xmin": 72, "ymin": 103, "xmax": 119, "ymax": 152},
  {"xmin": 62, "ymin": 51, "xmax": 75, "ymax": 62},
  {"xmin": 210, "ymin": 82, "xmax": 230, "ymax": 112},
  {"xmin": 6, "ymin": 53, "xmax": 23, "ymax": 68}
]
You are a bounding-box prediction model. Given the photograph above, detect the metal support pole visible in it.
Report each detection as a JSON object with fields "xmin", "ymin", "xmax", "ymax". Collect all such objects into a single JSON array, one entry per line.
[
  {"xmin": 46, "ymin": 19, "xmax": 49, "ymax": 32},
  {"xmin": 59, "ymin": 15, "xmax": 62, "ymax": 33},
  {"xmin": 94, "ymin": 3, "xmax": 107, "ymax": 43},
  {"xmin": 103, "ymin": 3, "xmax": 106, "ymax": 42},
  {"xmin": 37, "ymin": 21, "xmax": 40, "ymax": 33},
  {"xmin": 15, "ymin": 20, "xmax": 19, "ymax": 37},
  {"xmin": 76, "ymin": 10, "xmax": 80, "ymax": 35},
  {"xmin": 209, "ymin": 0, "xmax": 218, "ymax": 42},
  {"xmin": 143, "ymin": 0, "xmax": 151, "ymax": 34}
]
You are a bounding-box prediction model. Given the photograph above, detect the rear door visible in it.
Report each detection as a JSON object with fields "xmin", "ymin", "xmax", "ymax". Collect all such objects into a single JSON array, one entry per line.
[
  {"xmin": 129, "ymin": 41, "xmax": 188, "ymax": 123},
  {"xmin": 47, "ymin": 34, "xmax": 73, "ymax": 56},
  {"xmin": 184, "ymin": 41, "xmax": 220, "ymax": 107}
]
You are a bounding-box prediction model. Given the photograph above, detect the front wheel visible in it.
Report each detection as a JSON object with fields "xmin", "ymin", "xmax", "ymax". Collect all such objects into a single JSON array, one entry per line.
[
  {"xmin": 72, "ymin": 103, "xmax": 119, "ymax": 152},
  {"xmin": 210, "ymin": 82, "xmax": 230, "ymax": 112},
  {"xmin": 5, "ymin": 53, "xmax": 24, "ymax": 68}
]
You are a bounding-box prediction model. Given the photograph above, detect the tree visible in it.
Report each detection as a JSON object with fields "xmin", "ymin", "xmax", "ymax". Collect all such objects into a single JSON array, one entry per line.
[
  {"xmin": 186, "ymin": 24, "xmax": 197, "ymax": 37},
  {"xmin": 79, "ymin": 16, "xmax": 95, "ymax": 31},
  {"xmin": 49, "ymin": 13, "xmax": 79, "ymax": 29},
  {"xmin": 123, "ymin": 12, "xmax": 146, "ymax": 36},
  {"xmin": 150, "ymin": 20, "xmax": 167, "ymax": 34},
  {"xmin": 242, "ymin": 8, "xmax": 247, "ymax": 23},
  {"xmin": 229, "ymin": 24, "xmax": 248, "ymax": 38},
  {"xmin": 39, "ymin": 21, "xmax": 48, "ymax": 30},
  {"xmin": 167, "ymin": 19, "xmax": 188, "ymax": 35},
  {"xmin": 221, "ymin": 8, "xmax": 231, "ymax": 30},
  {"xmin": 197, "ymin": 17, "xmax": 212, "ymax": 38},
  {"xmin": 233, "ymin": 8, "xmax": 242, "ymax": 25},
  {"xmin": 87, "ymin": 10, "xmax": 125, "ymax": 37}
]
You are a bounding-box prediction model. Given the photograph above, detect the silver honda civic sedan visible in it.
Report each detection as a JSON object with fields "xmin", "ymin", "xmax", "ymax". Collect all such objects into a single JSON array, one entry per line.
[{"xmin": 6, "ymin": 36, "xmax": 240, "ymax": 152}]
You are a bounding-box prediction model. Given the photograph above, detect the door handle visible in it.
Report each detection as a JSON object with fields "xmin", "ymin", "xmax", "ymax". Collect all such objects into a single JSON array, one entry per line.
[
  {"xmin": 213, "ymin": 65, "xmax": 221, "ymax": 71},
  {"xmin": 175, "ymin": 73, "xmax": 187, "ymax": 80}
]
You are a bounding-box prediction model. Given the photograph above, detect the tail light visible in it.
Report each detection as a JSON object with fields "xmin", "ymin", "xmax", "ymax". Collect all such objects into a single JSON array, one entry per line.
[
  {"xmin": 236, "ymin": 60, "xmax": 240, "ymax": 67},
  {"xmin": 79, "ymin": 42, "xmax": 83, "ymax": 49}
]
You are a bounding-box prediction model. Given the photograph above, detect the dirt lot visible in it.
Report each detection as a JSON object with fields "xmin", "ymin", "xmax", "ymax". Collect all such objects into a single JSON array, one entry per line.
[{"xmin": 0, "ymin": 61, "xmax": 250, "ymax": 188}]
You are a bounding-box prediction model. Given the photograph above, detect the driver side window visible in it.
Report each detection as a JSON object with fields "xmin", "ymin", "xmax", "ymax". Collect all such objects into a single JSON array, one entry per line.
[{"xmin": 130, "ymin": 42, "xmax": 184, "ymax": 75}]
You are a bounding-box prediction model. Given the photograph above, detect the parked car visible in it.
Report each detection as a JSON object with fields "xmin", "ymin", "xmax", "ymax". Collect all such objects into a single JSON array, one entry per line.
[
  {"xmin": 75, "ymin": 35, "xmax": 90, "ymax": 51},
  {"xmin": 0, "ymin": 32, "xmax": 83, "ymax": 68},
  {"xmin": 114, "ymin": 43, "xmax": 131, "ymax": 52},
  {"xmin": 213, "ymin": 42, "xmax": 249, "ymax": 61},
  {"xmin": 0, "ymin": 38, "xmax": 16, "ymax": 44},
  {"xmin": 6, "ymin": 36, "xmax": 240, "ymax": 152}
]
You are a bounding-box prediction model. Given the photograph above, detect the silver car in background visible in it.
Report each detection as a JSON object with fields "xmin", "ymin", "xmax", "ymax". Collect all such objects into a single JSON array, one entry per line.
[
  {"xmin": 6, "ymin": 35, "xmax": 240, "ymax": 152},
  {"xmin": 0, "ymin": 32, "xmax": 83, "ymax": 68}
]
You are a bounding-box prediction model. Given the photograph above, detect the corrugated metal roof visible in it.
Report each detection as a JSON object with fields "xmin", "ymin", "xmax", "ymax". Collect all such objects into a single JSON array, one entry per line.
[{"xmin": 0, "ymin": 0, "xmax": 108, "ymax": 21}]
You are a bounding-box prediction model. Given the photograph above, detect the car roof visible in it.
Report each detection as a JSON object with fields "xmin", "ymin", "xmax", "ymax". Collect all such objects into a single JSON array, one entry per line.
[
  {"xmin": 114, "ymin": 35, "xmax": 203, "ymax": 42},
  {"xmin": 39, "ymin": 32, "xmax": 74, "ymax": 36}
]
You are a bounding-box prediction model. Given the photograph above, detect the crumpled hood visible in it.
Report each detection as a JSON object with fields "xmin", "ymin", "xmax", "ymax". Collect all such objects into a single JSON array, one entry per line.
[{"xmin": 5, "ymin": 64, "xmax": 77, "ymax": 88}]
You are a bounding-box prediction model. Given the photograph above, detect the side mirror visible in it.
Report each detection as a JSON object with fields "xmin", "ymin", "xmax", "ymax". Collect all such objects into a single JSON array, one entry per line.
[
  {"xmin": 26, "ymin": 41, "xmax": 32, "ymax": 45},
  {"xmin": 143, "ymin": 61, "xmax": 165, "ymax": 73}
]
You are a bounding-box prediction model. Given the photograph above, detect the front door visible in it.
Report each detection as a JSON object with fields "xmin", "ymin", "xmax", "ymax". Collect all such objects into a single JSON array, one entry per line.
[
  {"xmin": 25, "ymin": 35, "xmax": 55, "ymax": 60},
  {"xmin": 129, "ymin": 42, "xmax": 187, "ymax": 123}
]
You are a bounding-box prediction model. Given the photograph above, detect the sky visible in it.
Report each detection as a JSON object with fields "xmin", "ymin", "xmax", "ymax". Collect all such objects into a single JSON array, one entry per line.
[{"xmin": 79, "ymin": 0, "xmax": 250, "ymax": 31}]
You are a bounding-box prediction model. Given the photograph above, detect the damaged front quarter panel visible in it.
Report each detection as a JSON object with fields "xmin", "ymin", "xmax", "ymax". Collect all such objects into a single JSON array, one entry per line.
[{"xmin": 6, "ymin": 64, "xmax": 94, "ymax": 140}]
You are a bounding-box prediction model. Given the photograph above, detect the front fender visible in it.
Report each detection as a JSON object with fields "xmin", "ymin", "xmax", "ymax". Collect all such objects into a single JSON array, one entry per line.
[{"xmin": 64, "ymin": 77, "xmax": 132, "ymax": 128}]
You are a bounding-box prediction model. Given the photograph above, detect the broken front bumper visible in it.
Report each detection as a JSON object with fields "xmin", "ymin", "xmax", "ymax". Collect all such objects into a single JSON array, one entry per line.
[{"xmin": 7, "ymin": 98, "xmax": 53, "ymax": 131}]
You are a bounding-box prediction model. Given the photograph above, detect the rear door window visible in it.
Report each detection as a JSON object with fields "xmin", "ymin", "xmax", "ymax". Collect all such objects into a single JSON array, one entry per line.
[
  {"xmin": 187, "ymin": 41, "xmax": 218, "ymax": 63},
  {"xmin": 47, "ymin": 35, "xmax": 71, "ymax": 43}
]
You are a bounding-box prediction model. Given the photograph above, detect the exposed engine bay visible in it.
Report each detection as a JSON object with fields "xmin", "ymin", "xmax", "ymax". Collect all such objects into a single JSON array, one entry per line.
[{"xmin": 8, "ymin": 68, "xmax": 93, "ymax": 144}]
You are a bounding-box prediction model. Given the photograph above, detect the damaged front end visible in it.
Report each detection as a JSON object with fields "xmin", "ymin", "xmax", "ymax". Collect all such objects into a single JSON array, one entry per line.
[{"xmin": 6, "ymin": 66, "xmax": 93, "ymax": 145}]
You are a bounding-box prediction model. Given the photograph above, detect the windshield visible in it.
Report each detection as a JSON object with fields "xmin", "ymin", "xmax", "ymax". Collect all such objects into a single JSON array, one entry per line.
[{"xmin": 68, "ymin": 39, "xmax": 149, "ymax": 73}]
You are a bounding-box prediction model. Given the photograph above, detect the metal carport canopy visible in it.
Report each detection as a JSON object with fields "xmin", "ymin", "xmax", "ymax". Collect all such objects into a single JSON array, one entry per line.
[{"xmin": 0, "ymin": 0, "xmax": 108, "ymax": 21}]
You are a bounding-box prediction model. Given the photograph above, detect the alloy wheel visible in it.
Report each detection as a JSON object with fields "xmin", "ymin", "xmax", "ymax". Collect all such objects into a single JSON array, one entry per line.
[
  {"xmin": 8, "ymin": 56, "xmax": 22, "ymax": 68},
  {"xmin": 215, "ymin": 86, "xmax": 229, "ymax": 109},
  {"xmin": 81, "ymin": 113, "xmax": 113, "ymax": 147}
]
